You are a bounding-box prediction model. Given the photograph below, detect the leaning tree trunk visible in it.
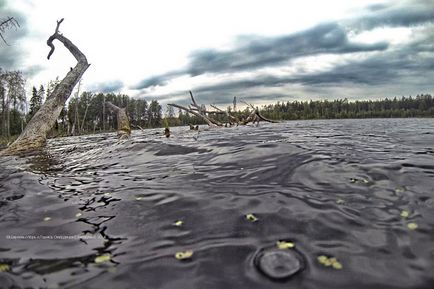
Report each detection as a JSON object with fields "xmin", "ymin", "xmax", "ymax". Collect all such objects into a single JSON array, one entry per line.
[
  {"xmin": 105, "ymin": 101, "xmax": 131, "ymax": 139},
  {"xmin": 1, "ymin": 19, "xmax": 90, "ymax": 155}
]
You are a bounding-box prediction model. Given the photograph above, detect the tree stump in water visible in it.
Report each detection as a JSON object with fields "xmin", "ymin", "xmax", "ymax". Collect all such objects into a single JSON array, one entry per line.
[
  {"xmin": 105, "ymin": 101, "xmax": 131, "ymax": 139},
  {"xmin": 1, "ymin": 19, "xmax": 90, "ymax": 155}
]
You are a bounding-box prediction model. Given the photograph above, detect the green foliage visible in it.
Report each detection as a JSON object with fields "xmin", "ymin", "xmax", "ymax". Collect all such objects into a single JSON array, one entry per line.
[
  {"xmin": 0, "ymin": 69, "xmax": 433, "ymax": 142},
  {"xmin": 0, "ymin": 69, "xmax": 26, "ymax": 137},
  {"xmin": 28, "ymin": 85, "xmax": 43, "ymax": 119},
  {"xmin": 260, "ymin": 95, "xmax": 434, "ymax": 120}
]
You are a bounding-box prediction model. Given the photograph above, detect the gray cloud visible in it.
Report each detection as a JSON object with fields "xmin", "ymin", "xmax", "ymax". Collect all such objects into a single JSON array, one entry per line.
[
  {"xmin": 188, "ymin": 27, "xmax": 434, "ymax": 100},
  {"xmin": 131, "ymin": 70, "xmax": 184, "ymax": 90},
  {"xmin": 133, "ymin": 22, "xmax": 389, "ymax": 90},
  {"xmin": 353, "ymin": 0, "xmax": 434, "ymax": 31},
  {"xmin": 88, "ymin": 80, "xmax": 124, "ymax": 93},
  {"xmin": 22, "ymin": 64, "xmax": 45, "ymax": 78},
  {"xmin": 133, "ymin": 0, "xmax": 433, "ymax": 96},
  {"xmin": 186, "ymin": 23, "xmax": 388, "ymax": 76}
]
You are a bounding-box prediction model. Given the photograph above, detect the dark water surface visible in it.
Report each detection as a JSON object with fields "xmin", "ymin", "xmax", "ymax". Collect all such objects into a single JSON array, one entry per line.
[{"xmin": 1, "ymin": 118, "xmax": 433, "ymax": 289}]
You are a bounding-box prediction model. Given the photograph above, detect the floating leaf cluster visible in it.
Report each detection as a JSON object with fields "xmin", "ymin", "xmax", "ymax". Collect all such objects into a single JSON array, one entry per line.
[
  {"xmin": 350, "ymin": 178, "xmax": 369, "ymax": 184},
  {"xmin": 175, "ymin": 250, "xmax": 193, "ymax": 260},
  {"xmin": 336, "ymin": 198, "xmax": 345, "ymax": 204},
  {"xmin": 400, "ymin": 210, "xmax": 409, "ymax": 218},
  {"xmin": 276, "ymin": 241, "xmax": 295, "ymax": 249},
  {"xmin": 95, "ymin": 254, "xmax": 111, "ymax": 264},
  {"xmin": 174, "ymin": 220, "xmax": 183, "ymax": 227},
  {"xmin": 407, "ymin": 222, "xmax": 418, "ymax": 230},
  {"xmin": 317, "ymin": 255, "xmax": 343, "ymax": 270},
  {"xmin": 0, "ymin": 263, "xmax": 10, "ymax": 272},
  {"xmin": 246, "ymin": 213, "xmax": 258, "ymax": 222}
]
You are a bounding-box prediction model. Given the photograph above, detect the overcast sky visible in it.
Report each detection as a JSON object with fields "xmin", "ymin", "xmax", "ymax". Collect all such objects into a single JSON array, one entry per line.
[{"xmin": 1, "ymin": 0, "xmax": 433, "ymax": 106}]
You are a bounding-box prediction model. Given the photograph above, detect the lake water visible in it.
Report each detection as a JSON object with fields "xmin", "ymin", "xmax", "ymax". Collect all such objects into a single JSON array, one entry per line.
[{"xmin": 0, "ymin": 118, "xmax": 433, "ymax": 289}]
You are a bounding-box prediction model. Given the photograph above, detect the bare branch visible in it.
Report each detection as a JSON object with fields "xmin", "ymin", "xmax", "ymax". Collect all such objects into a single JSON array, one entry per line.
[
  {"xmin": 255, "ymin": 111, "xmax": 279, "ymax": 123},
  {"xmin": 47, "ymin": 18, "xmax": 67, "ymax": 59},
  {"xmin": 0, "ymin": 17, "xmax": 20, "ymax": 45},
  {"xmin": 189, "ymin": 90, "xmax": 199, "ymax": 108},
  {"xmin": 168, "ymin": 103, "xmax": 217, "ymax": 127},
  {"xmin": 210, "ymin": 104, "xmax": 239, "ymax": 124},
  {"xmin": 169, "ymin": 92, "xmax": 278, "ymax": 128},
  {"xmin": 241, "ymin": 100, "xmax": 256, "ymax": 110}
]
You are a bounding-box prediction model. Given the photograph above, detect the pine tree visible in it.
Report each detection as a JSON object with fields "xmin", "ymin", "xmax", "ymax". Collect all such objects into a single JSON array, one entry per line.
[{"xmin": 28, "ymin": 86, "xmax": 41, "ymax": 118}]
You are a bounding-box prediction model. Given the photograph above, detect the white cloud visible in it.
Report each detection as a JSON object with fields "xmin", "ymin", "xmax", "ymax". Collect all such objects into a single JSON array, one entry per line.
[{"xmin": 3, "ymin": 0, "xmax": 432, "ymax": 106}]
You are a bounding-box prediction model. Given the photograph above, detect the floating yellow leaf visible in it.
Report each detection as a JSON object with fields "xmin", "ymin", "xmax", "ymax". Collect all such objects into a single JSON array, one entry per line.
[
  {"xmin": 95, "ymin": 254, "xmax": 111, "ymax": 264},
  {"xmin": 329, "ymin": 257, "xmax": 337, "ymax": 263},
  {"xmin": 75, "ymin": 213, "xmax": 82, "ymax": 218},
  {"xmin": 395, "ymin": 187, "xmax": 405, "ymax": 193},
  {"xmin": 43, "ymin": 217, "xmax": 51, "ymax": 221},
  {"xmin": 175, "ymin": 250, "xmax": 193, "ymax": 260},
  {"xmin": 332, "ymin": 261, "xmax": 343, "ymax": 270},
  {"xmin": 174, "ymin": 220, "xmax": 183, "ymax": 227},
  {"xmin": 317, "ymin": 255, "xmax": 328, "ymax": 263},
  {"xmin": 336, "ymin": 199, "xmax": 345, "ymax": 204},
  {"xmin": 276, "ymin": 241, "xmax": 295, "ymax": 249},
  {"xmin": 400, "ymin": 210, "xmax": 409, "ymax": 218},
  {"xmin": 245, "ymin": 213, "xmax": 258, "ymax": 222},
  {"xmin": 135, "ymin": 197, "xmax": 143, "ymax": 201},
  {"xmin": 317, "ymin": 255, "xmax": 343, "ymax": 269},
  {"xmin": 0, "ymin": 263, "xmax": 10, "ymax": 272},
  {"xmin": 407, "ymin": 222, "xmax": 418, "ymax": 230},
  {"xmin": 104, "ymin": 192, "xmax": 111, "ymax": 196}
]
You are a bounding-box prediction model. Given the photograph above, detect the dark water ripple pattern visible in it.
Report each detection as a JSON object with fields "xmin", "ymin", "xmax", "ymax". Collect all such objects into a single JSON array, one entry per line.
[{"xmin": 0, "ymin": 118, "xmax": 433, "ymax": 289}]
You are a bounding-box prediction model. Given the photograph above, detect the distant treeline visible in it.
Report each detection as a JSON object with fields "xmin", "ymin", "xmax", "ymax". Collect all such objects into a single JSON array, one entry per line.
[
  {"xmin": 260, "ymin": 94, "xmax": 434, "ymax": 120},
  {"xmin": 0, "ymin": 69, "xmax": 433, "ymax": 140},
  {"xmin": 27, "ymin": 85, "xmax": 207, "ymax": 137}
]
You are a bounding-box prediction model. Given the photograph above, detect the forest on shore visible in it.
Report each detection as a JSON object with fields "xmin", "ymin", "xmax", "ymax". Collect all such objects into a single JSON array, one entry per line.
[{"xmin": 1, "ymin": 69, "xmax": 433, "ymax": 144}]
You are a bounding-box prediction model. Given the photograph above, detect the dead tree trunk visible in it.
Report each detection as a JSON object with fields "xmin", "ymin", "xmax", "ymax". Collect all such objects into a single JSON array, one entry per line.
[
  {"xmin": 1, "ymin": 19, "xmax": 90, "ymax": 155},
  {"xmin": 168, "ymin": 91, "xmax": 223, "ymax": 127},
  {"xmin": 241, "ymin": 100, "xmax": 279, "ymax": 124},
  {"xmin": 105, "ymin": 101, "xmax": 131, "ymax": 139},
  {"xmin": 168, "ymin": 103, "xmax": 217, "ymax": 127},
  {"xmin": 170, "ymin": 91, "xmax": 278, "ymax": 128}
]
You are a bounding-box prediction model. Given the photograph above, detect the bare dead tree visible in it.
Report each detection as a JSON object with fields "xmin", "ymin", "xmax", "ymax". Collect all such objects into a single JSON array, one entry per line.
[
  {"xmin": 168, "ymin": 102, "xmax": 217, "ymax": 127},
  {"xmin": 169, "ymin": 91, "xmax": 278, "ymax": 128},
  {"xmin": 0, "ymin": 17, "xmax": 20, "ymax": 45},
  {"xmin": 240, "ymin": 100, "xmax": 279, "ymax": 124},
  {"xmin": 210, "ymin": 104, "xmax": 239, "ymax": 125},
  {"xmin": 105, "ymin": 101, "xmax": 131, "ymax": 139},
  {"xmin": 2, "ymin": 19, "xmax": 90, "ymax": 155},
  {"xmin": 186, "ymin": 91, "xmax": 223, "ymax": 126},
  {"xmin": 168, "ymin": 91, "xmax": 222, "ymax": 127}
]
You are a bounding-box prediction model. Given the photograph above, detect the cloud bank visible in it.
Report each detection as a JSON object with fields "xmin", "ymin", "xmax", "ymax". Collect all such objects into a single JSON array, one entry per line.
[{"xmin": 133, "ymin": 0, "xmax": 433, "ymax": 104}]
